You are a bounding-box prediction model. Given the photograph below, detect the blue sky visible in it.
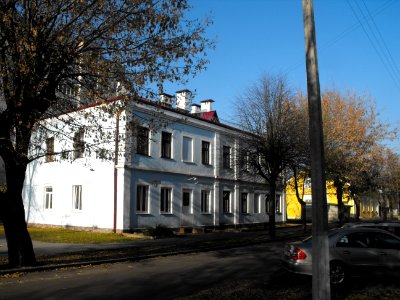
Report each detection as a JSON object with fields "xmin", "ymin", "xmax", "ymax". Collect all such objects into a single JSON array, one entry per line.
[{"xmin": 163, "ymin": 0, "xmax": 400, "ymax": 149}]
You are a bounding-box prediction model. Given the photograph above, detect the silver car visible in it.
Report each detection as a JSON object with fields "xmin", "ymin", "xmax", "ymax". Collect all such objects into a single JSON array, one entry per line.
[{"xmin": 281, "ymin": 227, "xmax": 400, "ymax": 285}]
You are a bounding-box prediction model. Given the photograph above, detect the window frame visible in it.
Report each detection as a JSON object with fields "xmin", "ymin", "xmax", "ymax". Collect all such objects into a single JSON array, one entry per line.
[
  {"xmin": 201, "ymin": 141, "xmax": 211, "ymax": 165},
  {"xmin": 73, "ymin": 128, "xmax": 85, "ymax": 160},
  {"xmin": 136, "ymin": 185, "xmax": 149, "ymax": 213},
  {"xmin": 223, "ymin": 191, "xmax": 231, "ymax": 213},
  {"xmin": 160, "ymin": 187, "xmax": 172, "ymax": 213},
  {"xmin": 182, "ymin": 136, "xmax": 193, "ymax": 162},
  {"xmin": 222, "ymin": 146, "xmax": 231, "ymax": 169},
  {"xmin": 72, "ymin": 185, "xmax": 83, "ymax": 211},
  {"xmin": 45, "ymin": 137, "xmax": 55, "ymax": 162},
  {"xmin": 44, "ymin": 186, "xmax": 53, "ymax": 210},
  {"xmin": 201, "ymin": 190, "xmax": 211, "ymax": 214},
  {"xmin": 161, "ymin": 131, "xmax": 172, "ymax": 159},
  {"xmin": 241, "ymin": 193, "xmax": 248, "ymax": 214},
  {"xmin": 254, "ymin": 194, "xmax": 260, "ymax": 213},
  {"xmin": 136, "ymin": 126, "xmax": 150, "ymax": 156}
]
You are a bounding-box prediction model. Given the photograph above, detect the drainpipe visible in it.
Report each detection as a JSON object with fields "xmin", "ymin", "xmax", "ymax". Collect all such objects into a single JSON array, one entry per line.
[{"xmin": 113, "ymin": 112, "xmax": 120, "ymax": 233}]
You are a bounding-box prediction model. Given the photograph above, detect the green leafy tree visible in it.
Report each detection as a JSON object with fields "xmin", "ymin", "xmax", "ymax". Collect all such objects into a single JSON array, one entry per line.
[{"xmin": 0, "ymin": 0, "xmax": 212, "ymax": 267}]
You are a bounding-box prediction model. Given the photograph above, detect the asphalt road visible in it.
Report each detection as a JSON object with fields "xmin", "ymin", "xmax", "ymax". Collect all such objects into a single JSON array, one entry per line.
[{"xmin": 0, "ymin": 240, "xmax": 289, "ymax": 300}]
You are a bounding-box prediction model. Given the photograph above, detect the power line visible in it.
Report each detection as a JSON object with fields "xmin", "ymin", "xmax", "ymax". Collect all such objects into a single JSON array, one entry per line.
[{"xmin": 347, "ymin": 0, "xmax": 400, "ymax": 91}]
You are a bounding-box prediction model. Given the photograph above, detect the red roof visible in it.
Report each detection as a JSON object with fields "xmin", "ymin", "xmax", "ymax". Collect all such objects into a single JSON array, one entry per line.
[{"xmin": 194, "ymin": 111, "xmax": 219, "ymax": 123}]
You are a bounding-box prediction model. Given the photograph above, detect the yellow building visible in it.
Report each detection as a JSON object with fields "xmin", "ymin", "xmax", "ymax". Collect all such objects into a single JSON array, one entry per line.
[{"xmin": 286, "ymin": 177, "xmax": 355, "ymax": 221}]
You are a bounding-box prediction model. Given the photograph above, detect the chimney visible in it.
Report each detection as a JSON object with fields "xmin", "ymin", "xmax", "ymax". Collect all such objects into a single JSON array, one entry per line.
[
  {"xmin": 201, "ymin": 99, "xmax": 214, "ymax": 112},
  {"xmin": 191, "ymin": 104, "xmax": 201, "ymax": 114},
  {"xmin": 176, "ymin": 89, "xmax": 192, "ymax": 111},
  {"xmin": 159, "ymin": 93, "xmax": 173, "ymax": 107}
]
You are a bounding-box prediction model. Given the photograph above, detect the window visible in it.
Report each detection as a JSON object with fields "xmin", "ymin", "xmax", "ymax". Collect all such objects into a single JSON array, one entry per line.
[
  {"xmin": 161, "ymin": 132, "xmax": 172, "ymax": 159},
  {"xmin": 45, "ymin": 137, "xmax": 55, "ymax": 162},
  {"xmin": 223, "ymin": 191, "xmax": 230, "ymax": 213},
  {"xmin": 241, "ymin": 193, "xmax": 248, "ymax": 213},
  {"xmin": 44, "ymin": 187, "xmax": 53, "ymax": 210},
  {"xmin": 201, "ymin": 190, "xmax": 210, "ymax": 213},
  {"xmin": 276, "ymin": 194, "xmax": 281, "ymax": 214},
  {"xmin": 182, "ymin": 136, "xmax": 193, "ymax": 162},
  {"xmin": 73, "ymin": 185, "xmax": 82, "ymax": 210},
  {"xmin": 73, "ymin": 128, "xmax": 85, "ymax": 159},
  {"xmin": 223, "ymin": 146, "xmax": 231, "ymax": 168},
  {"xmin": 265, "ymin": 194, "xmax": 271, "ymax": 213},
  {"xmin": 254, "ymin": 194, "xmax": 260, "ymax": 213},
  {"xmin": 202, "ymin": 141, "xmax": 210, "ymax": 165},
  {"xmin": 160, "ymin": 187, "xmax": 172, "ymax": 213},
  {"xmin": 136, "ymin": 185, "xmax": 148, "ymax": 213},
  {"xmin": 240, "ymin": 152, "xmax": 249, "ymax": 172},
  {"xmin": 136, "ymin": 127, "xmax": 149, "ymax": 155},
  {"xmin": 182, "ymin": 189, "xmax": 191, "ymax": 207}
]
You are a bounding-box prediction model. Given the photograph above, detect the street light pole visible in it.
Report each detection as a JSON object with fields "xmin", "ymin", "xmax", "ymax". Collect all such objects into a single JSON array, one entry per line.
[{"xmin": 301, "ymin": 0, "xmax": 331, "ymax": 299}]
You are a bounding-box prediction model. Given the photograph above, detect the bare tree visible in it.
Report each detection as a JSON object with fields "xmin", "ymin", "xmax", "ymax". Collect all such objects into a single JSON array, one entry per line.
[
  {"xmin": 235, "ymin": 74, "xmax": 305, "ymax": 238},
  {"xmin": 0, "ymin": 0, "xmax": 212, "ymax": 267}
]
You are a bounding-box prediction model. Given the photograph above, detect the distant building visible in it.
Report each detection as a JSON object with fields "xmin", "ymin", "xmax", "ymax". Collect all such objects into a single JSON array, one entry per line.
[{"xmin": 23, "ymin": 91, "xmax": 286, "ymax": 231}]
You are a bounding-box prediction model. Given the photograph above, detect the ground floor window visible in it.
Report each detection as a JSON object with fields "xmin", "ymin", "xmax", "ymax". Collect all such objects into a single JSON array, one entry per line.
[
  {"xmin": 44, "ymin": 186, "xmax": 53, "ymax": 210},
  {"xmin": 201, "ymin": 190, "xmax": 210, "ymax": 213},
  {"xmin": 254, "ymin": 194, "xmax": 260, "ymax": 213},
  {"xmin": 136, "ymin": 185, "xmax": 149, "ymax": 213},
  {"xmin": 223, "ymin": 191, "xmax": 231, "ymax": 213},
  {"xmin": 241, "ymin": 193, "xmax": 248, "ymax": 213},
  {"xmin": 73, "ymin": 185, "xmax": 82, "ymax": 211},
  {"xmin": 182, "ymin": 189, "xmax": 192, "ymax": 214},
  {"xmin": 276, "ymin": 194, "xmax": 281, "ymax": 214},
  {"xmin": 160, "ymin": 187, "xmax": 172, "ymax": 213}
]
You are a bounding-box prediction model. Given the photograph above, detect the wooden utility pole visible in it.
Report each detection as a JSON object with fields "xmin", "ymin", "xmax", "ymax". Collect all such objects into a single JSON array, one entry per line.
[{"xmin": 301, "ymin": 0, "xmax": 331, "ymax": 299}]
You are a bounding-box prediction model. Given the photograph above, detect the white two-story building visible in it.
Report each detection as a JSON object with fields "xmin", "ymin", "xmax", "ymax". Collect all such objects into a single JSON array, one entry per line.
[{"xmin": 23, "ymin": 90, "xmax": 286, "ymax": 232}]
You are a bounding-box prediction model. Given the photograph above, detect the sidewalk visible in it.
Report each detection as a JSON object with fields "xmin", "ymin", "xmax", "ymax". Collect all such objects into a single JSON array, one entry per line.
[{"xmin": 0, "ymin": 225, "xmax": 308, "ymax": 275}]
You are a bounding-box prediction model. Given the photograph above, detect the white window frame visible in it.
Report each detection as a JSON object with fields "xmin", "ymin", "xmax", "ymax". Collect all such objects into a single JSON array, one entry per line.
[
  {"xmin": 182, "ymin": 188, "xmax": 192, "ymax": 213},
  {"xmin": 201, "ymin": 190, "xmax": 211, "ymax": 214},
  {"xmin": 223, "ymin": 190, "xmax": 231, "ymax": 213},
  {"xmin": 254, "ymin": 194, "xmax": 260, "ymax": 214},
  {"xmin": 160, "ymin": 187, "xmax": 172, "ymax": 213},
  {"xmin": 136, "ymin": 185, "xmax": 149, "ymax": 213},
  {"xmin": 72, "ymin": 185, "xmax": 83, "ymax": 211},
  {"xmin": 201, "ymin": 140, "xmax": 212, "ymax": 165},
  {"xmin": 182, "ymin": 136, "xmax": 193, "ymax": 162},
  {"xmin": 44, "ymin": 186, "xmax": 53, "ymax": 210}
]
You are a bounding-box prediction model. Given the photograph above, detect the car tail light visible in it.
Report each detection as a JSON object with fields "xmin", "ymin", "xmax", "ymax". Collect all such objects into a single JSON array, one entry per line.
[{"xmin": 290, "ymin": 247, "xmax": 307, "ymax": 260}]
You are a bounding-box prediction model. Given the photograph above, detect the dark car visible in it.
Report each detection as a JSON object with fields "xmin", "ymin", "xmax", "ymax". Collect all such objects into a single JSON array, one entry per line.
[
  {"xmin": 342, "ymin": 222, "xmax": 400, "ymax": 237},
  {"xmin": 281, "ymin": 227, "xmax": 400, "ymax": 285}
]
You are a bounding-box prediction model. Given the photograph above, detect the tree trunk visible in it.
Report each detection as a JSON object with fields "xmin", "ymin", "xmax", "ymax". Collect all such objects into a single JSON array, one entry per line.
[
  {"xmin": 268, "ymin": 180, "xmax": 276, "ymax": 239},
  {"xmin": 354, "ymin": 197, "xmax": 360, "ymax": 222},
  {"xmin": 2, "ymin": 162, "xmax": 36, "ymax": 267},
  {"xmin": 301, "ymin": 202, "xmax": 307, "ymax": 233},
  {"xmin": 334, "ymin": 177, "xmax": 344, "ymax": 225}
]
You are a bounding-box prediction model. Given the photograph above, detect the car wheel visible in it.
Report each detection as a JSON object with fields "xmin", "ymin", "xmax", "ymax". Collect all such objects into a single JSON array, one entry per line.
[{"xmin": 330, "ymin": 261, "xmax": 346, "ymax": 285}]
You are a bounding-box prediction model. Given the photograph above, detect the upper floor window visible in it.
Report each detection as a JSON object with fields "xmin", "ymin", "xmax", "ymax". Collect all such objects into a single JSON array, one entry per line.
[
  {"xmin": 223, "ymin": 146, "xmax": 231, "ymax": 169},
  {"xmin": 202, "ymin": 141, "xmax": 210, "ymax": 165},
  {"xmin": 161, "ymin": 132, "xmax": 172, "ymax": 159},
  {"xmin": 136, "ymin": 127, "xmax": 149, "ymax": 156},
  {"xmin": 45, "ymin": 137, "xmax": 55, "ymax": 162},
  {"xmin": 182, "ymin": 136, "xmax": 193, "ymax": 162},
  {"xmin": 73, "ymin": 128, "xmax": 85, "ymax": 159}
]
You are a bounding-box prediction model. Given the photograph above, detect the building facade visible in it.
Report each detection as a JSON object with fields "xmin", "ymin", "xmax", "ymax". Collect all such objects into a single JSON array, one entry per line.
[{"xmin": 23, "ymin": 92, "xmax": 286, "ymax": 231}]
